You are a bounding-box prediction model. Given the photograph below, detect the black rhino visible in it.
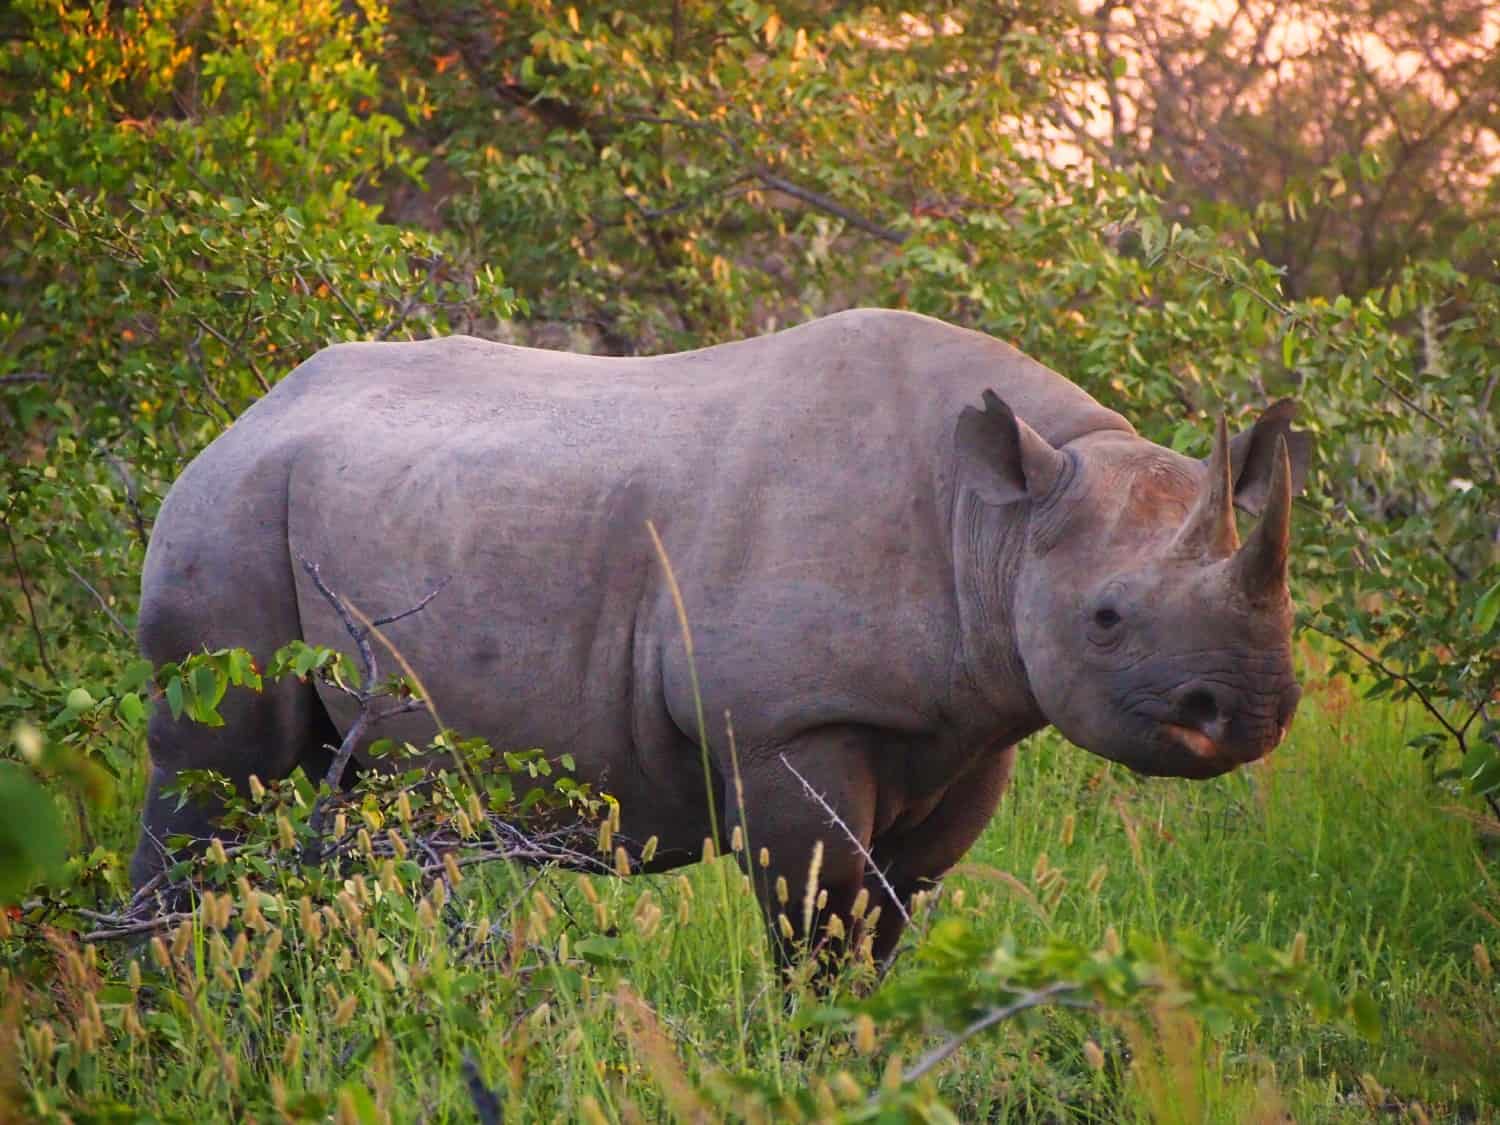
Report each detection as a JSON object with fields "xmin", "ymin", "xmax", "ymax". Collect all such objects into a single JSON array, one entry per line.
[{"xmin": 132, "ymin": 309, "xmax": 1309, "ymax": 961}]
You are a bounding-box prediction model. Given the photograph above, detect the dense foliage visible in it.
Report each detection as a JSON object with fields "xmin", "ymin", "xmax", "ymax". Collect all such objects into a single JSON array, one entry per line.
[{"xmin": 1, "ymin": 1, "xmax": 1496, "ymax": 1120}]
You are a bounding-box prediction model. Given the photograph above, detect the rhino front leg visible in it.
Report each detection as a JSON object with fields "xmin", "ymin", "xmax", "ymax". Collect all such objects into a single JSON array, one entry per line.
[
  {"xmin": 731, "ymin": 727, "xmax": 880, "ymax": 969},
  {"xmin": 864, "ymin": 745, "xmax": 1016, "ymax": 966}
]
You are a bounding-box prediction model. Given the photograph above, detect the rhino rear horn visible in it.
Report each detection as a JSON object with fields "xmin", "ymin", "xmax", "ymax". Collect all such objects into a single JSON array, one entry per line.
[
  {"xmin": 1232, "ymin": 434, "xmax": 1292, "ymax": 600},
  {"xmin": 1172, "ymin": 415, "xmax": 1239, "ymax": 560}
]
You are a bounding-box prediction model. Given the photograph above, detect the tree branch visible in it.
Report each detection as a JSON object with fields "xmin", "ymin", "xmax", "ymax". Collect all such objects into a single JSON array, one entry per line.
[
  {"xmin": 2, "ymin": 515, "xmax": 56, "ymax": 678},
  {"xmin": 877, "ymin": 982, "xmax": 1086, "ymax": 1096}
]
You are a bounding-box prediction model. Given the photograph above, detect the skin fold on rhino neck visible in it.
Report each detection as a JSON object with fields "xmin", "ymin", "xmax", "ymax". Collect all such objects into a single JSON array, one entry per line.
[{"xmin": 949, "ymin": 472, "xmax": 1051, "ymax": 743}]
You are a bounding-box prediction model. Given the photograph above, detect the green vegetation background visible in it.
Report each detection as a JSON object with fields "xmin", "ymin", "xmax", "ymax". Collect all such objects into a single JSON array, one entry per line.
[{"xmin": 1, "ymin": 1, "xmax": 1497, "ymax": 1120}]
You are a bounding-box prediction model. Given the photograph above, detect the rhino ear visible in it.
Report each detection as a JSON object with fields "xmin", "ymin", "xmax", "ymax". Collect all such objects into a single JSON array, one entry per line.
[
  {"xmin": 1228, "ymin": 399, "xmax": 1313, "ymax": 516},
  {"xmin": 956, "ymin": 390, "xmax": 1068, "ymax": 506}
]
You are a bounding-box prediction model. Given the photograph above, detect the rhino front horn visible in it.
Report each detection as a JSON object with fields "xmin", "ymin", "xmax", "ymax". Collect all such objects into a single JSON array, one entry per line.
[
  {"xmin": 1233, "ymin": 433, "xmax": 1292, "ymax": 600},
  {"xmin": 1172, "ymin": 415, "xmax": 1239, "ymax": 560}
]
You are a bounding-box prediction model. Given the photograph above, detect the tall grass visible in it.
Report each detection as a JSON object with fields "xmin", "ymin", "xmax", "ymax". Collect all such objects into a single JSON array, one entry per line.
[{"xmin": 5, "ymin": 643, "xmax": 1497, "ymax": 1122}]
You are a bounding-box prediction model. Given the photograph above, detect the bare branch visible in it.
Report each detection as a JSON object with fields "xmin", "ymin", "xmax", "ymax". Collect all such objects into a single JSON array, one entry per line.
[
  {"xmin": 882, "ymin": 982, "xmax": 1087, "ymax": 1093},
  {"xmin": 779, "ymin": 753, "xmax": 911, "ymax": 927},
  {"xmin": 625, "ymin": 113, "xmax": 908, "ymax": 244},
  {"xmin": 0, "ymin": 371, "xmax": 48, "ymax": 385},
  {"xmin": 1304, "ymin": 622, "xmax": 1464, "ymax": 746},
  {"xmin": 294, "ymin": 556, "xmax": 450, "ymax": 847},
  {"xmin": 63, "ymin": 563, "xmax": 132, "ymax": 639},
  {"xmin": 2, "ymin": 514, "xmax": 56, "ymax": 678}
]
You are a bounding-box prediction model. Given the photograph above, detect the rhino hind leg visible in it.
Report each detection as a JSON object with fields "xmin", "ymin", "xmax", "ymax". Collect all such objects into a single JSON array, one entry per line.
[
  {"xmin": 863, "ymin": 745, "xmax": 1016, "ymax": 966},
  {"xmin": 731, "ymin": 728, "xmax": 881, "ymax": 972},
  {"xmin": 129, "ymin": 517, "xmax": 341, "ymax": 891}
]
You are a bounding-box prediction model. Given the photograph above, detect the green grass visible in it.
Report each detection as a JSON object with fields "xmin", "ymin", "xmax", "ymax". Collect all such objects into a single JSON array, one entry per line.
[{"xmin": 5, "ymin": 657, "xmax": 1498, "ymax": 1122}]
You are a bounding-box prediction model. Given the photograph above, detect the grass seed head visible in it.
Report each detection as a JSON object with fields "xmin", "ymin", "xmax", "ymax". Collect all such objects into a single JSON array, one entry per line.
[
  {"xmin": 371, "ymin": 960, "xmax": 397, "ymax": 991},
  {"xmin": 397, "ymin": 790, "xmax": 413, "ymax": 824},
  {"xmin": 777, "ymin": 913, "xmax": 795, "ymax": 940},
  {"xmin": 1032, "ymin": 851, "xmax": 1051, "ymax": 884},
  {"xmin": 851, "ymin": 887, "xmax": 869, "ymax": 920},
  {"xmin": 825, "ymin": 914, "xmax": 845, "ymax": 941},
  {"xmin": 578, "ymin": 875, "xmax": 600, "ymax": 904},
  {"xmin": 614, "ymin": 845, "xmax": 632, "ymax": 876},
  {"xmin": 277, "ymin": 813, "xmax": 296, "ymax": 850},
  {"xmin": 334, "ymin": 811, "xmax": 347, "ymax": 838},
  {"xmin": 775, "ymin": 875, "xmax": 789, "ymax": 905},
  {"xmin": 149, "ymin": 936, "xmax": 170, "ymax": 970},
  {"xmin": 443, "ymin": 851, "xmax": 463, "ymax": 885},
  {"xmin": 170, "ymin": 920, "xmax": 192, "ymax": 959},
  {"xmin": 1086, "ymin": 864, "xmax": 1109, "ymax": 895},
  {"xmin": 833, "ymin": 1071, "xmax": 862, "ymax": 1103},
  {"xmin": 28, "ymin": 1022, "xmax": 55, "ymax": 1063},
  {"xmin": 127, "ymin": 959, "xmax": 141, "ymax": 990},
  {"xmin": 455, "ymin": 809, "xmax": 474, "ymax": 837},
  {"xmin": 701, "ymin": 836, "xmax": 717, "ymax": 862},
  {"xmin": 1475, "ymin": 942, "xmax": 1492, "ymax": 979},
  {"xmin": 248, "ymin": 774, "xmax": 266, "ymax": 802},
  {"xmin": 731, "ymin": 824, "xmax": 744, "ymax": 852},
  {"xmin": 357, "ymin": 827, "xmax": 374, "ymax": 858},
  {"xmin": 642, "ymin": 835, "xmax": 659, "ymax": 864},
  {"xmin": 854, "ymin": 1013, "xmax": 876, "ymax": 1054},
  {"xmin": 1104, "ymin": 926, "xmax": 1122, "ymax": 955},
  {"xmin": 758, "ymin": 846, "xmax": 770, "ymax": 868},
  {"xmin": 881, "ymin": 1053, "xmax": 904, "ymax": 1092},
  {"xmin": 1084, "ymin": 1039, "xmax": 1106, "ymax": 1070},
  {"xmin": 386, "ymin": 829, "xmax": 408, "ymax": 859},
  {"xmin": 230, "ymin": 931, "xmax": 249, "ymax": 970},
  {"xmin": 1291, "ymin": 930, "xmax": 1308, "ymax": 965},
  {"xmin": 865, "ymin": 905, "xmax": 881, "ymax": 931},
  {"xmin": 208, "ymin": 837, "xmax": 228, "ymax": 866},
  {"xmin": 580, "ymin": 1096, "xmax": 610, "ymax": 1125},
  {"xmin": 333, "ymin": 994, "xmax": 358, "ymax": 1027},
  {"xmin": 282, "ymin": 1031, "xmax": 302, "ymax": 1068},
  {"xmin": 417, "ymin": 897, "xmax": 437, "ymax": 930},
  {"xmin": 1060, "ymin": 812, "xmax": 1076, "ymax": 847}
]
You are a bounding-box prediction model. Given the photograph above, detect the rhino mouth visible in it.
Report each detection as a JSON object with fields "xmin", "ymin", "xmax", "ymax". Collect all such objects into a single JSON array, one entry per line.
[
  {"xmin": 1162, "ymin": 722, "xmax": 1222, "ymax": 759},
  {"xmin": 1155, "ymin": 718, "xmax": 1287, "ymax": 776}
]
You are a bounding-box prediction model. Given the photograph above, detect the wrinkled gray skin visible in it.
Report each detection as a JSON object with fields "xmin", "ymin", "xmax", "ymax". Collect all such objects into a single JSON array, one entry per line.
[{"xmin": 132, "ymin": 309, "xmax": 1310, "ymax": 961}]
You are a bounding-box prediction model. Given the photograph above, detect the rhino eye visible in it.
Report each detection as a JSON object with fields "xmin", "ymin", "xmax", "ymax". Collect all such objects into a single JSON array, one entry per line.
[{"xmin": 1093, "ymin": 607, "xmax": 1121, "ymax": 629}]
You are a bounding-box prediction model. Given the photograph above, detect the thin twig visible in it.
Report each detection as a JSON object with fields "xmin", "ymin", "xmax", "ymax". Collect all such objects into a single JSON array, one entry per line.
[
  {"xmin": 0, "ymin": 372, "xmax": 48, "ymax": 385},
  {"xmin": 1305, "ymin": 622, "xmax": 1464, "ymax": 744},
  {"xmin": 779, "ymin": 753, "xmax": 911, "ymax": 926},
  {"xmin": 64, "ymin": 563, "xmax": 132, "ymax": 639},
  {"xmin": 78, "ymin": 912, "xmax": 196, "ymax": 944},
  {"xmin": 98, "ymin": 447, "xmax": 151, "ymax": 551},
  {"xmin": 295, "ymin": 556, "xmax": 449, "ymax": 845},
  {"xmin": 624, "ymin": 113, "xmax": 908, "ymax": 244},
  {"xmin": 2, "ymin": 515, "xmax": 56, "ymax": 678},
  {"xmin": 888, "ymin": 982, "xmax": 1085, "ymax": 1091}
]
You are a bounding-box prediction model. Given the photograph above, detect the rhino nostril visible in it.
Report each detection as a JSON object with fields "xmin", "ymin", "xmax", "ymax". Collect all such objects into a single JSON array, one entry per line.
[{"xmin": 1176, "ymin": 687, "xmax": 1226, "ymax": 735}]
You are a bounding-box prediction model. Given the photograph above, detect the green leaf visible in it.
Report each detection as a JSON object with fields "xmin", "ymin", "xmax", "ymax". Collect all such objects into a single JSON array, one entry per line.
[
  {"xmin": 165, "ymin": 677, "xmax": 184, "ymax": 721},
  {"xmin": 1472, "ymin": 578, "xmax": 1500, "ymax": 636},
  {"xmin": 117, "ymin": 692, "xmax": 146, "ymax": 727},
  {"xmin": 0, "ymin": 762, "xmax": 68, "ymax": 903}
]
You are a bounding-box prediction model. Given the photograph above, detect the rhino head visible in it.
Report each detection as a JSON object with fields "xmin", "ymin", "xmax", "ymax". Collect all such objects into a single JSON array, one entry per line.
[{"xmin": 958, "ymin": 394, "xmax": 1311, "ymax": 779}]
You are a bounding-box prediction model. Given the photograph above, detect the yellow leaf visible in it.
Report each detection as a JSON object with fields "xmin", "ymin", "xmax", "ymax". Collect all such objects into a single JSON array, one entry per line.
[{"xmin": 764, "ymin": 11, "xmax": 781, "ymax": 45}]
